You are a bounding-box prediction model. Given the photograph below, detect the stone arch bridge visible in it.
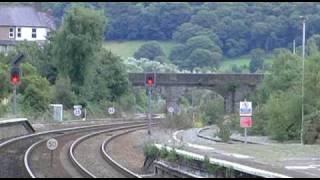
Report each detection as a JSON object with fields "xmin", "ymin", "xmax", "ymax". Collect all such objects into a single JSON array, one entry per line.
[{"xmin": 128, "ymin": 73, "xmax": 264, "ymax": 114}]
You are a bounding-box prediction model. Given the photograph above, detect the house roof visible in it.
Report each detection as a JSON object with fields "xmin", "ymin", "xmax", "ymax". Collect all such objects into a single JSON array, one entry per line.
[{"xmin": 0, "ymin": 6, "xmax": 55, "ymax": 29}]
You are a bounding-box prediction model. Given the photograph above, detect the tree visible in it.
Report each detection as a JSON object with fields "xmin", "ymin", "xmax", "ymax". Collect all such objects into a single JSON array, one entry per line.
[
  {"xmin": 18, "ymin": 63, "xmax": 53, "ymax": 116},
  {"xmin": 306, "ymin": 34, "xmax": 320, "ymax": 56},
  {"xmin": 51, "ymin": 5, "xmax": 105, "ymax": 94},
  {"xmin": 254, "ymin": 51, "xmax": 302, "ymax": 141},
  {"xmin": 21, "ymin": 75, "xmax": 52, "ymax": 115},
  {"xmin": 133, "ymin": 41, "xmax": 165, "ymax": 60},
  {"xmin": 170, "ymin": 35, "xmax": 222, "ymax": 71},
  {"xmin": 172, "ymin": 23, "xmax": 205, "ymax": 43},
  {"xmin": 187, "ymin": 49, "xmax": 221, "ymax": 71},
  {"xmin": 53, "ymin": 75, "xmax": 76, "ymax": 109},
  {"xmin": 0, "ymin": 59, "xmax": 10, "ymax": 100},
  {"xmin": 249, "ymin": 48, "xmax": 265, "ymax": 73},
  {"xmin": 88, "ymin": 49, "xmax": 129, "ymax": 102}
]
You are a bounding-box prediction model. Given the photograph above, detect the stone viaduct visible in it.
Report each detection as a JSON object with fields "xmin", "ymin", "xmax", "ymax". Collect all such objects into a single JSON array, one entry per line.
[{"xmin": 128, "ymin": 73, "xmax": 265, "ymax": 114}]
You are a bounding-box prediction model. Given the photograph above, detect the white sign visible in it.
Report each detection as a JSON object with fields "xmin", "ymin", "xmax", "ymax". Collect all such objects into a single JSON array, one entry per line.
[
  {"xmin": 108, "ymin": 107, "xmax": 115, "ymax": 115},
  {"xmin": 239, "ymin": 101, "xmax": 252, "ymax": 116},
  {"xmin": 168, "ymin": 106, "xmax": 174, "ymax": 113},
  {"xmin": 50, "ymin": 104, "xmax": 63, "ymax": 121},
  {"xmin": 47, "ymin": 138, "xmax": 58, "ymax": 151},
  {"xmin": 73, "ymin": 105, "xmax": 82, "ymax": 117}
]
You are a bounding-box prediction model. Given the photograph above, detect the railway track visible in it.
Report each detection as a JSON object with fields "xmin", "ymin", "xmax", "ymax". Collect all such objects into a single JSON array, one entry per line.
[
  {"xmin": 68, "ymin": 124, "xmax": 152, "ymax": 178},
  {"xmin": 0, "ymin": 120, "xmax": 156, "ymax": 178}
]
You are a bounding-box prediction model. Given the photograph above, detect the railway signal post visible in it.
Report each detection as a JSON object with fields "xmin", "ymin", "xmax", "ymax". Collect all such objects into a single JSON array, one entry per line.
[
  {"xmin": 145, "ymin": 72, "xmax": 156, "ymax": 135},
  {"xmin": 10, "ymin": 54, "xmax": 24, "ymax": 115}
]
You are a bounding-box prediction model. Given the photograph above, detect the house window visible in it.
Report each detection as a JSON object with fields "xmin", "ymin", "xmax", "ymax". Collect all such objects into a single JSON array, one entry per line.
[
  {"xmin": 9, "ymin": 27, "xmax": 14, "ymax": 38},
  {"xmin": 32, "ymin": 28, "xmax": 36, "ymax": 38},
  {"xmin": 17, "ymin": 28, "xmax": 21, "ymax": 38}
]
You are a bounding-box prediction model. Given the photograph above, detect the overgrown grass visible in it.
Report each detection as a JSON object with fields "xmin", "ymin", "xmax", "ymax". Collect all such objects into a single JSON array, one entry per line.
[{"xmin": 103, "ymin": 41, "xmax": 178, "ymax": 59}]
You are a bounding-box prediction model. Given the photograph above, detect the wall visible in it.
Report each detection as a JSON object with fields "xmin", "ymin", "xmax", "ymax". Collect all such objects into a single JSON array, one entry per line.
[
  {"xmin": 0, "ymin": 26, "xmax": 12, "ymax": 41},
  {"xmin": 15, "ymin": 27, "xmax": 47, "ymax": 41}
]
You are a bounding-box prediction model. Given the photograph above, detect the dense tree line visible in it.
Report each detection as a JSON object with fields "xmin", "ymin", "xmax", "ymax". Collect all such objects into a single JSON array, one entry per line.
[{"xmin": 40, "ymin": 2, "xmax": 320, "ymax": 58}]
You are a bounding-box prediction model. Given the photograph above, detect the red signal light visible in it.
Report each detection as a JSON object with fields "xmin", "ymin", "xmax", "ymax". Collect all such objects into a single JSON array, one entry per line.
[
  {"xmin": 11, "ymin": 74, "xmax": 20, "ymax": 85},
  {"xmin": 147, "ymin": 78, "xmax": 154, "ymax": 86},
  {"xmin": 10, "ymin": 67, "xmax": 20, "ymax": 85},
  {"xmin": 145, "ymin": 73, "xmax": 156, "ymax": 87}
]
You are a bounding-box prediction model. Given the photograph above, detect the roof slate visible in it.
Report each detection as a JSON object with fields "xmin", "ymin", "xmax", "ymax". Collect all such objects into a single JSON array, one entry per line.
[{"xmin": 0, "ymin": 6, "xmax": 55, "ymax": 29}]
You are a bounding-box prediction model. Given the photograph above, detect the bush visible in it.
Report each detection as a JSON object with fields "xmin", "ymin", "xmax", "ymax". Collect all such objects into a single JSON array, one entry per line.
[
  {"xmin": 160, "ymin": 146, "xmax": 169, "ymax": 159},
  {"xmin": 143, "ymin": 144, "xmax": 160, "ymax": 158},
  {"xmin": 203, "ymin": 155, "xmax": 220, "ymax": 173},
  {"xmin": 218, "ymin": 123, "xmax": 231, "ymax": 142},
  {"xmin": 0, "ymin": 104, "xmax": 8, "ymax": 117},
  {"xmin": 166, "ymin": 148, "xmax": 178, "ymax": 162},
  {"xmin": 162, "ymin": 110, "xmax": 193, "ymax": 129},
  {"xmin": 53, "ymin": 76, "xmax": 76, "ymax": 109}
]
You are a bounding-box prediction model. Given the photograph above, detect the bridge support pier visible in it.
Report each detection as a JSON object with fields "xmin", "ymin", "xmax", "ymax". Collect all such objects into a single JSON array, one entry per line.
[
  {"xmin": 223, "ymin": 84, "xmax": 256, "ymax": 114},
  {"xmin": 162, "ymin": 87, "xmax": 186, "ymax": 115},
  {"xmin": 223, "ymin": 90, "xmax": 235, "ymax": 114}
]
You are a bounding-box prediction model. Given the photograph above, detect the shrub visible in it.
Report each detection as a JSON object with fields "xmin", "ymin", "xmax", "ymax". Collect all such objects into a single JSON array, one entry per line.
[
  {"xmin": 143, "ymin": 144, "xmax": 160, "ymax": 158},
  {"xmin": 160, "ymin": 146, "xmax": 169, "ymax": 159},
  {"xmin": 218, "ymin": 123, "xmax": 231, "ymax": 142},
  {"xmin": 166, "ymin": 148, "xmax": 178, "ymax": 162},
  {"xmin": 53, "ymin": 76, "xmax": 76, "ymax": 109}
]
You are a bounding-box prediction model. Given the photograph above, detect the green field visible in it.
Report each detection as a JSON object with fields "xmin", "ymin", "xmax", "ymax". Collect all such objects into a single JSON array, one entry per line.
[
  {"xmin": 104, "ymin": 41, "xmax": 274, "ymax": 72},
  {"xmin": 220, "ymin": 56, "xmax": 274, "ymax": 72},
  {"xmin": 220, "ymin": 56, "xmax": 251, "ymax": 71},
  {"xmin": 103, "ymin": 41, "xmax": 178, "ymax": 59}
]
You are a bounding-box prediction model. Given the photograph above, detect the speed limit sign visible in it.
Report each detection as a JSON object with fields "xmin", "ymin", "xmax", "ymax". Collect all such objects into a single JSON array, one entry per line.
[
  {"xmin": 168, "ymin": 106, "xmax": 174, "ymax": 113},
  {"xmin": 108, "ymin": 107, "xmax": 115, "ymax": 115},
  {"xmin": 73, "ymin": 105, "xmax": 82, "ymax": 117},
  {"xmin": 47, "ymin": 138, "xmax": 58, "ymax": 151}
]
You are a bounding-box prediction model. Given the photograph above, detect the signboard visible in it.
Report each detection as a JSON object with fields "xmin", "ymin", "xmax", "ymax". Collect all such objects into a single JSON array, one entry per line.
[
  {"xmin": 168, "ymin": 106, "xmax": 174, "ymax": 113},
  {"xmin": 239, "ymin": 101, "xmax": 252, "ymax": 116},
  {"xmin": 73, "ymin": 105, "xmax": 82, "ymax": 117},
  {"xmin": 50, "ymin": 104, "xmax": 63, "ymax": 121},
  {"xmin": 108, "ymin": 107, "xmax": 115, "ymax": 115},
  {"xmin": 47, "ymin": 138, "xmax": 58, "ymax": 151},
  {"xmin": 240, "ymin": 116, "xmax": 252, "ymax": 128}
]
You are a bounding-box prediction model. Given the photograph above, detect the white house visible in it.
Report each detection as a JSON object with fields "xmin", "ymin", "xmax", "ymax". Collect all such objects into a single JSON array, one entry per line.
[{"xmin": 0, "ymin": 6, "xmax": 55, "ymax": 52}]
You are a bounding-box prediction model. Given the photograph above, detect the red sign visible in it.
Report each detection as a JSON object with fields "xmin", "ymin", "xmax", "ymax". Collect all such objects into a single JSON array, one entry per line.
[{"xmin": 240, "ymin": 116, "xmax": 252, "ymax": 128}]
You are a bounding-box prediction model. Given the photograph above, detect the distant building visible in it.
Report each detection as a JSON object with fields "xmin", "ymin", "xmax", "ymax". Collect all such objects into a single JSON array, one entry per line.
[{"xmin": 0, "ymin": 6, "xmax": 55, "ymax": 52}]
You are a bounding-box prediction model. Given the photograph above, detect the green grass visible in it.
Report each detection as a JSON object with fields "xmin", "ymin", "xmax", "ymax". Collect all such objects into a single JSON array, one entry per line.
[
  {"xmin": 103, "ymin": 41, "xmax": 178, "ymax": 59},
  {"xmin": 220, "ymin": 55, "xmax": 274, "ymax": 72},
  {"xmin": 220, "ymin": 56, "xmax": 251, "ymax": 71}
]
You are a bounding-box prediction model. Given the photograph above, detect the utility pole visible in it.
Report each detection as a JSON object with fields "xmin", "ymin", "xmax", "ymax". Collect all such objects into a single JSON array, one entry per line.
[
  {"xmin": 192, "ymin": 88, "xmax": 195, "ymax": 123},
  {"xmin": 300, "ymin": 16, "xmax": 306, "ymax": 145},
  {"xmin": 293, "ymin": 39, "xmax": 296, "ymax": 54}
]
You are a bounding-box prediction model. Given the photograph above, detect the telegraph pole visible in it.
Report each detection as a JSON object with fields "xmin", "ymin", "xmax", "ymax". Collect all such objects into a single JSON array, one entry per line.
[
  {"xmin": 293, "ymin": 39, "xmax": 296, "ymax": 54},
  {"xmin": 300, "ymin": 16, "xmax": 306, "ymax": 145}
]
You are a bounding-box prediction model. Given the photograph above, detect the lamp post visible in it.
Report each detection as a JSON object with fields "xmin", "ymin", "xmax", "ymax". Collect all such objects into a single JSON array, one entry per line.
[{"xmin": 300, "ymin": 16, "xmax": 306, "ymax": 145}]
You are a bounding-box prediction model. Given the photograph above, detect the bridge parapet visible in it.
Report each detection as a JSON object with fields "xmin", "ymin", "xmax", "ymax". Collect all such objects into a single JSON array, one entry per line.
[{"xmin": 129, "ymin": 73, "xmax": 264, "ymax": 87}]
